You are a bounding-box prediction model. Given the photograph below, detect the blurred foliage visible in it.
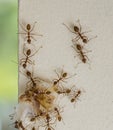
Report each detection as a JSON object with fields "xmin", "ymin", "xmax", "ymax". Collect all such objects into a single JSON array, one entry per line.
[{"xmin": 0, "ymin": 0, "xmax": 18, "ymax": 102}]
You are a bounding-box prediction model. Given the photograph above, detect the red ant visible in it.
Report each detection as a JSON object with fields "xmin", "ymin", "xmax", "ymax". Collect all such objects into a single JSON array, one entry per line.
[
  {"xmin": 53, "ymin": 70, "xmax": 67, "ymax": 85},
  {"xmin": 44, "ymin": 114, "xmax": 55, "ymax": 130},
  {"xmin": 53, "ymin": 69, "xmax": 75, "ymax": 86},
  {"xmin": 25, "ymin": 70, "xmax": 38, "ymax": 88},
  {"xmin": 72, "ymin": 42, "xmax": 90, "ymax": 63},
  {"xmin": 20, "ymin": 46, "xmax": 42, "ymax": 68},
  {"xmin": 19, "ymin": 22, "xmax": 43, "ymax": 44},
  {"xmin": 54, "ymin": 107, "xmax": 63, "ymax": 122},
  {"xmin": 63, "ymin": 20, "xmax": 96, "ymax": 44},
  {"xmin": 70, "ymin": 89, "xmax": 82, "ymax": 103}
]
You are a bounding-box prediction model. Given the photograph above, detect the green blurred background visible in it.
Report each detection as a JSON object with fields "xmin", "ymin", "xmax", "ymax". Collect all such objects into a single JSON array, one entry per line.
[{"xmin": 0, "ymin": 0, "xmax": 18, "ymax": 130}]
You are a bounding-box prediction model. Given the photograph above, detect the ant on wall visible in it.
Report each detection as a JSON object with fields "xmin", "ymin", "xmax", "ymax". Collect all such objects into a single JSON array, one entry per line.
[
  {"xmin": 63, "ymin": 20, "xmax": 97, "ymax": 44},
  {"xmin": 43, "ymin": 114, "xmax": 55, "ymax": 130},
  {"xmin": 14, "ymin": 120, "xmax": 25, "ymax": 130},
  {"xmin": 20, "ymin": 45, "xmax": 42, "ymax": 69},
  {"xmin": 53, "ymin": 68, "xmax": 75, "ymax": 86},
  {"xmin": 19, "ymin": 22, "xmax": 43, "ymax": 44},
  {"xmin": 54, "ymin": 107, "xmax": 63, "ymax": 122},
  {"xmin": 70, "ymin": 89, "xmax": 82, "ymax": 103},
  {"xmin": 72, "ymin": 42, "xmax": 90, "ymax": 64}
]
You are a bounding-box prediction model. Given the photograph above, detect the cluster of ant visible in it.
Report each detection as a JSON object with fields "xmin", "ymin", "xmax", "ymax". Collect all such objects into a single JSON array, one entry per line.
[
  {"xmin": 63, "ymin": 20, "xmax": 97, "ymax": 65},
  {"xmin": 10, "ymin": 21, "xmax": 83, "ymax": 130}
]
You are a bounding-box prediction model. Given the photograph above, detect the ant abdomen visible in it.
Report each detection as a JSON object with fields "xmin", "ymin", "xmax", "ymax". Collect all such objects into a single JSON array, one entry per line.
[{"xmin": 26, "ymin": 24, "xmax": 31, "ymax": 30}]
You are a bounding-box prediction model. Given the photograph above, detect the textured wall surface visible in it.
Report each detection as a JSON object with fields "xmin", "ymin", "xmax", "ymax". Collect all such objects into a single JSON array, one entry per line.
[{"xmin": 19, "ymin": 0, "xmax": 113, "ymax": 130}]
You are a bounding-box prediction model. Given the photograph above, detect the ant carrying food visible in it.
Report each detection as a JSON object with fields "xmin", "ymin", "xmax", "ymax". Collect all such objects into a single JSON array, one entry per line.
[
  {"xmin": 19, "ymin": 22, "xmax": 43, "ymax": 44},
  {"xmin": 20, "ymin": 45, "xmax": 42, "ymax": 69},
  {"xmin": 63, "ymin": 20, "xmax": 97, "ymax": 44}
]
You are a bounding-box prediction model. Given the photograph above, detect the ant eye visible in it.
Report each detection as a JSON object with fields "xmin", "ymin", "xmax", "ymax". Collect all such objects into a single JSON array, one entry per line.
[{"xmin": 74, "ymin": 26, "xmax": 79, "ymax": 32}]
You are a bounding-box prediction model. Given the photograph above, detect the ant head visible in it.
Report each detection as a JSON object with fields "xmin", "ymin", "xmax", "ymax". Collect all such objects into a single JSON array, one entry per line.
[
  {"xmin": 58, "ymin": 116, "xmax": 62, "ymax": 121},
  {"xmin": 83, "ymin": 38, "xmax": 88, "ymax": 43},
  {"xmin": 26, "ymin": 71, "xmax": 31, "ymax": 76},
  {"xmin": 78, "ymin": 90, "xmax": 81, "ymax": 94},
  {"xmin": 62, "ymin": 72, "xmax": 67, "ymax": 78},
  {"xmin": 53, "ymin": 81, "xmax": 57, "ymax": 85},
  {"xmin": 54, "ymin": 107, "xmax": 57, "ymax": 111},
  {"xmin": 23, "ymin": 63, "xmax": 26, "ymax": 68},
  {"xmin": 74, "ymin": 26, "xmax": 79, "ymax": 32},
  {"xmin": 33, "ymin": 82, "xmax": 36, "ymax": 87},
  {"xmin": 27, "ymin": 39, "xmax": 31, "ymax": 44},
  {"xmin": 32, "ymin": 127, "xmax": 35, "ymax": 130},
  {"xmin": 46, "ymin": 91, "xmax": 51, "ymax": 95},
  {"xmin": 26, "ymin": 24, "xmax": 31, "ymax": 30},
  {"xmin": 76, "ymin": 44, "xmax": 82, "ymax": 50},
  {"xmin": 71, "ymin": 98, "xmax": 75, "ymax": 103},
  {"xmin": 82, "ymin": 58, "xmax": 86, "ymax": 63},
  {"xmin": 66, "ymin": 89, "xmax": 71, "ymax": 93},
  {"xmin": 26, "ymin": 49, "xmax": 31, "ymax": 55},
  {"xmin": 48, "ymin": 128, "xmax": 51, "ymax": 130}
]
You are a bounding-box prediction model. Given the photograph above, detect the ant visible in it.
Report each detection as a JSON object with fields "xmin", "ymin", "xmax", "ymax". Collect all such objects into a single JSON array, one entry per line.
[
  {"xmin": 72, "ymin": 42, "xmax": 90, "ymax": 63},
  {"xmin": 70, "ymin": 89, "xmax": 82, "ymax": 103},
  {"xmin": 53, "ymin": 70, "xmax": 67, "ymax": 85},
  {"xmin": 32, "ymin": 127, "xmax": 35, "ymax": 130},
  {"xmin": 44, "ymin": 114, "xmax": 55, "ymax": 130},
  {"xmin": 14, "ymin": 120, "xmax": 25, "ymax": 130},
  {"xmin": 25, "ymin": 70, "xmax": 37, "ymax": 87},
  {"xmin": 19, "ymin": 22, "xmax": 43, "ymax": 44},
  {"xmin": 20, "ymin": 45, "xmax": 42, "ymax": 68},
  {"xmin": 54, "ymin": 107, "xmax": 62, "ymax": 122},
  {"xmin": 56, "ymin": 87, "xmax": 71, "ymax": 96},
  {"xmin": 63, "ymin": 20, "xmax": 96, "ymax": 44},
  {"xmin": 53, "ymin": 69, "xmax": 76, "ymax": 87}
]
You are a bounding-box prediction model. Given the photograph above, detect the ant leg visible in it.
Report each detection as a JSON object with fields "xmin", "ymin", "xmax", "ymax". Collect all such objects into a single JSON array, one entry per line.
[
  {"xmin": 54, "ymin": 70, "xmax": 60, "ymax": 79},
  {"xmin": 19, "ymin": 23, "xmax": 27, "ymax": 32},
  {"xmin": 62, "ymin": 23, "xmax": 75, "ymax": 33},
  {"xmin": 72, "ymin": 36, "xmax": 80, "ymax": 42},
  {"xmin": 31, "ymin": 33, "xmax": 43, "ymax": 37},
  {"xmin": 27, "ymin": 59, "xmax": 33, "ymax": 64},
  {"xmin": 77, "ymin": 19, "xmax": 82, "ymax": 32},
  {"xmin": 30, "ymin": 22, "xmax": 37, "ymax": 32},
  {"xmin": 30, "ymin": 46, "xmax": 42, "ymax": 57},
  {"xmin": 20, "ymin": 59, "xmax": 25, "ymax": 64},
  {"xmin": 30, "ymin": 36, "xmax": 37, "ymax": 41},
  {"xmin": 87, "ymin": 35, "xmax": 97, "ymax": 42},
  {"xmin": 18, "ymin": 32, "xmax": 27, "ymax": 35},
  {"xmin": 81, "ymin": 30, "xmax": 92, "ymax": 35}
]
